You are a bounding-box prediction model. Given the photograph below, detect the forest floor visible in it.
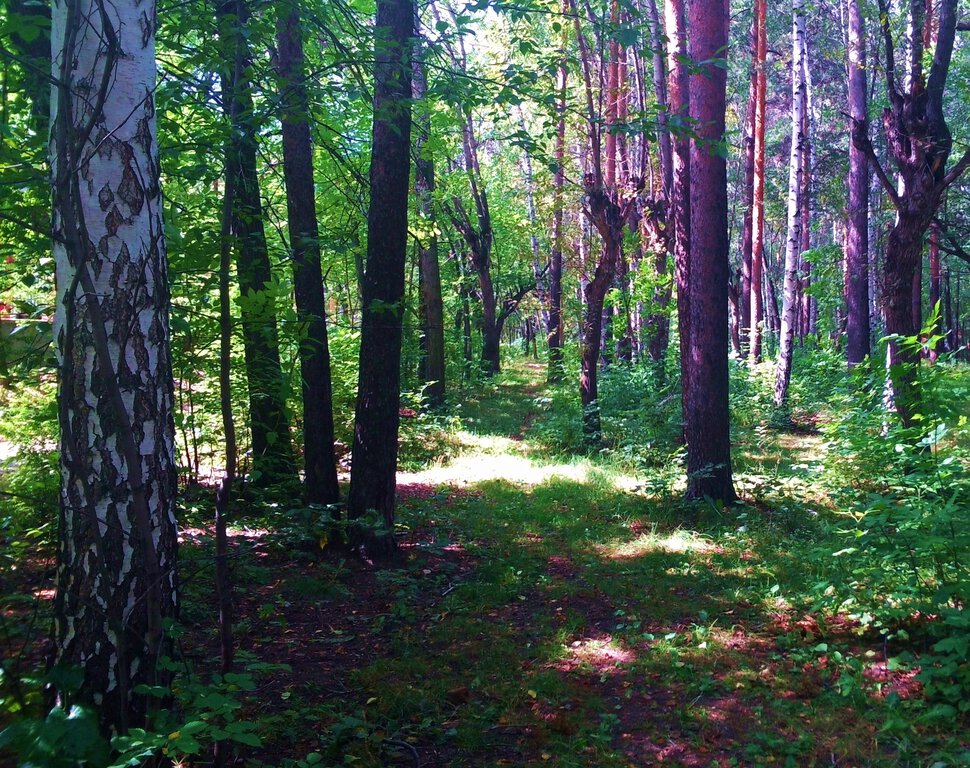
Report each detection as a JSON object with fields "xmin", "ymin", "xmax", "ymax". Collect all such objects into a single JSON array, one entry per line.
[{"xmin": 2, "ymin": 360, "xmax": 968, "ymax": 767}]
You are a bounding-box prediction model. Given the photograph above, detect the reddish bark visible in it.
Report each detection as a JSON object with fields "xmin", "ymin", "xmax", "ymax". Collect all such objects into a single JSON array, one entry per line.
[{"xmin": 685, "ymin": 0, "xmax": 736, "ymax": 502}]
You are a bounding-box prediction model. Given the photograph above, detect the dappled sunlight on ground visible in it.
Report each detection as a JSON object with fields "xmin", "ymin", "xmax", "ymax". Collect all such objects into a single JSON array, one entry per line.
[
  {"xmin": 596, "ymin": 529, "xmax": 722, "ymax": 560},
  {"xmin": 556, "ymin": 634, "xmax": 637, "ymax": 674},
  {"xmin": 399, "ymin": 436, "xmax": 643, "ymax": 493}
]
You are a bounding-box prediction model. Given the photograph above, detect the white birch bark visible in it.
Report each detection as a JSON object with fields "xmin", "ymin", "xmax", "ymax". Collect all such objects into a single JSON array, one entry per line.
[
  {"xmin": 51, "ymin": 0, "xmax": 178, "ymax": 732},
  {"xmin": 773, "ymin": 0, "xmax": 808, "ymax": 408}
]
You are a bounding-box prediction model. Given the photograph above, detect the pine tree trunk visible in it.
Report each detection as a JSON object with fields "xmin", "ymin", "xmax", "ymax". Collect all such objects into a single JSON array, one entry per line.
[
  {"xmin": 51, "ymin": 0, "xmax": 178, "ymax": 733},
  {"xmin": 217, "ymin": 0, "xmax": 295, "ymax": 485},
  {"xmin": 685, "ymin": 0, "xmax": 736, "ymax": 502},
  {"xmin": 347, "ymin": 0, "xmax": 413, "ymax": 556},
  {"xmin": 774, "ymin": 0, "xmax": 807, "ymax": 410},
  {"xmin": 749, "ymin": 0, "xmax": 768, "ymax": 363},
  {"xmin": 277, "ymin": 0, "xmax": 340, "ymax": 503},
  {"xmin": 845, "ymin": 0, "xmax": 871, "ymax": 365}
]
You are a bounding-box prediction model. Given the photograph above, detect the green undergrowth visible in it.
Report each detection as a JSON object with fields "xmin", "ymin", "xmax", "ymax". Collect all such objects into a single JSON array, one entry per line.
[
  {"xmin": 241, "ymin": 356, "xmax": 969, "ymax": 767},
  {"xmin": 3, "ymin": 353, "xmax": 969, "ymax": 767}
]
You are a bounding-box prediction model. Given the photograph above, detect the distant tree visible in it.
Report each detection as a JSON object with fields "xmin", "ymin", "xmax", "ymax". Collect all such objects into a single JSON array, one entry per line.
[
  {"xmin": 749, "ymin": 0, "xmax": 768, "ymax": 363},
  {"xmin": 217, "ymin": 0, "xmax": 296, "ymax": 484},
  {"xmin": 774, "ymin": 0, "xmax": 808, "ymax": 409},
  {"xmin": 684, "ymin": 0, "xmax": 736, "ymax": 502},
  {"xmin": 413, "ymin": 28, "xmax": 446, "ymax": 408},
  {"xmin": 665, "ymin": 0, "xmax": 690, "ymax": 425},
  {"xmin": 50, "ymin": 0, "xmax": 178, "ymax": 733},
  {"xmin": 347, "ymin": 0, "xmax": 414, "ymax": 555},
  {"xmin": 547, "ymin": 11, "xmax": 568, "ymax": 382}
]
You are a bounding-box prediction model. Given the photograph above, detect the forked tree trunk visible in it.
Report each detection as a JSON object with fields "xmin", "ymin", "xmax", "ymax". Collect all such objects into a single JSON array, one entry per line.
[
  {"xmin": 217, "ymin": 0, "xmax": 296, "ymax": 485},
  {"xmin": 51, "ymin": 0, "xmax": 178, "ymax": 734},
  {"xmin": 685, "ymin": 0, "xmax": 736, "ymax": 502},
  {"xmin": 853, "ymin": 0, "xmax": 970, "ymax": 424},
  {"xmin": 774, "ymin": 0, "xmax": 808, "ymax": 409},
  {"xmin": 347, "ymin": 0, "xmax": 413, "ymax": 555},
  {"xmin": 277, "ymin": 0, "xmax": 340, "ymax": 503}
]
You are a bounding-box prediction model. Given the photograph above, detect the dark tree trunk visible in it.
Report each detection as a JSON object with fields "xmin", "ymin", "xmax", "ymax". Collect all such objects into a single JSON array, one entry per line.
[
  {"xmin": 347, "ymin": 0, "xmax": 413, "ymax": 555},
  {"xmin": 413, "ymin": 32, "xmax": 446, "ymax": 407},
  {"xmin": 685, "ymin": 0, "xmax": 736, "ymax": 502},
  {"xmin": 845, "ymin": 0, "xmax": 871, "ymax": 365},
  {"xmin": 51, "ymin": 0, "xmax": 178, "ymax": 734},
  {"xmin": 277, "ymin": 0, "xmax": 339, "ymax": 503},
  {"xmin": 217, "ymin": 0, "xmax": 296, "ymax": 485}
]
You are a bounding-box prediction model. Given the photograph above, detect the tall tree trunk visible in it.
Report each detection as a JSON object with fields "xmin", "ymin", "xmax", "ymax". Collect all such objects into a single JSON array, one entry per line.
[
  {"xmin": 665, "ymin": 0, "xmax": 691, "ymax": 428},
  {"xmin": 774, "ymin": 0, "xmax": 808, "ymax": 409},
  {"xmin": 277, "ymin": 0, "xmax": 340, "ymax": 503},
  {"xmin": 51, "ymin": 0, "xmax": 178, "ymax": 733},
  {"xmin": 571, "ymin": 0, "xmax": 627, "ymax": 442},
  {"xmin": 749, "ymin": 0, "xmax": 768, "ymax": 362},
  {"xmin": 685, "ymin": 0, "xmax": 736, "ymax": 502},
  {"xmin": 739, "ymin": 16, "xmax": 757, "ymax": 357},
  {"xmin": 347, "ymin": 0, "xmax": 413, "ymax": 555},
  {"xmin": 413, "ymin": 31, "xmax": 446, "ymax": 407},
  {"xmin": 845, "ymin": 0, "xmax": 871, "ymax": 365},
  {"xmin": 217, "ymin": 0, "xmax": 296, "ymax": 485},
  {"xmin": 548, "ymin": 18, "xmax": 567, "ymax": 382}
]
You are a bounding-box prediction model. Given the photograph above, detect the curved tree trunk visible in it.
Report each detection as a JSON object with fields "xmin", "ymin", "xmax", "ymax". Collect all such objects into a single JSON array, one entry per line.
[
  {"xmin": 277, "ymin": 0, "xmax": 340, "ymax": 503},
  {"xmin": 51, "ymin": 0, "xmax": 178, "ymax": 733}
]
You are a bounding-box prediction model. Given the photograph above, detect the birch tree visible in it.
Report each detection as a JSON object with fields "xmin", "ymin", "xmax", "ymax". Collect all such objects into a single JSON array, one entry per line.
[
  {"xmin": 50, "ymin": 0, "xmax": 178, "ymax": 733},
  {"xmin": 774, "ymin": 0, "xmax": 809, "ymax": 408}
]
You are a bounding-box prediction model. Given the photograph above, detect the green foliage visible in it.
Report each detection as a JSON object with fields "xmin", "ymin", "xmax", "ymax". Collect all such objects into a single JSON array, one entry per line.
[
  {"xmin": 0, "ymin": 657, "xmax": 279, "ymax": 768},
  {"xmin": 820, "ymin": 343, "xmax": 970, "ymax": 713}
]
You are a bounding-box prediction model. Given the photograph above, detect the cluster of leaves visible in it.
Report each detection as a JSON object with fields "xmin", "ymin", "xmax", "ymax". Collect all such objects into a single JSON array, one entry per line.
[{"xmin": 820, "ymin": 344, "xmax": 970, "ymax": 716}]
